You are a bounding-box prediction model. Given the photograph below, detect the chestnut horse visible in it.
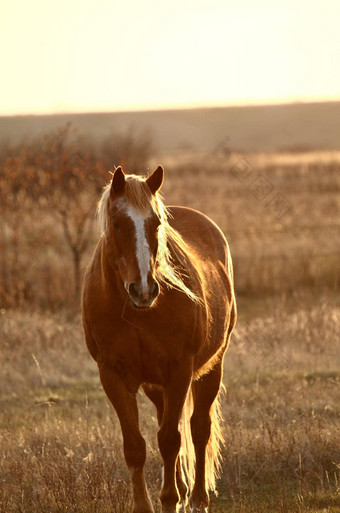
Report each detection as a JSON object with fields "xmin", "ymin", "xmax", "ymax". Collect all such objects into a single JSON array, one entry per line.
[{"xmin": 82, "ymin": 165, "xmax": 237, "ymax": 513}]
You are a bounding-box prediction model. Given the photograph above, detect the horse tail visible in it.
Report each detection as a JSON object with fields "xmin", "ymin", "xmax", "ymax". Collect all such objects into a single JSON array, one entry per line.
[
  {"xmin": 179, "ymin": 382, "xmax": 225, "ymax": 494},
  {"xmin": 179, "ymin": 386, "xmax": 195, "ymax": 490},
  {"xmin": 205, "ymin": 385, "xmax": 225, "ymax": 493}
]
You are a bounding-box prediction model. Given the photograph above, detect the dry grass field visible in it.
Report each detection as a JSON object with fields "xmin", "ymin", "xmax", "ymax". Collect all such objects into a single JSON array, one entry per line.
[
  {"xmin": 1, "ymin": 123, "xmax": 340, "ymax": 512},
  {"xmin": 1, "ymin": 296, "xmax": 339, "ymax": 512}
]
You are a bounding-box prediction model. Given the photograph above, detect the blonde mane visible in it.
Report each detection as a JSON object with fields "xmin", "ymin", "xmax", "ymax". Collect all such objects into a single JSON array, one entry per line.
[{"xmin": 97, "ymin": 174, "xmax": 201, "ymax": 303}]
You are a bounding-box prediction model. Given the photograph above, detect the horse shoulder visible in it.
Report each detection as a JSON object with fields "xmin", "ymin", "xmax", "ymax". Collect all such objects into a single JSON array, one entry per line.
[{"xmin": 82, "ymin": 238, "xmax": 122, "ymax": 354}]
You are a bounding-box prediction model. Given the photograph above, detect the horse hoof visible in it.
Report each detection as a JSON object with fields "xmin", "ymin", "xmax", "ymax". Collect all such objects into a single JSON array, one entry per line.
[
  {"xmin": 177, "ymin": 503, "xmax": 187, "ymax": 512},
  {"xmin": 161, "ymin": 505, "xmax": 185, "ymax": 513},
  {"xmin": 132, "ymin": 503, "xmax": 154, "ymax": 513}
]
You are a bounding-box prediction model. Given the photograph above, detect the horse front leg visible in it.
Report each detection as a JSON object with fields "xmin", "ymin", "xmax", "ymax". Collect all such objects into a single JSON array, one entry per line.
[
  {"xmin": 143, "ymin": 384, "xmax": 189, "ymax": 510},
  {"xmin": 99, "ymin": 364, "xmax": 154, "ymax": 513},
  {"xmin": 157, "ymin": 361, "xmax": 192, "ymax": 513}
]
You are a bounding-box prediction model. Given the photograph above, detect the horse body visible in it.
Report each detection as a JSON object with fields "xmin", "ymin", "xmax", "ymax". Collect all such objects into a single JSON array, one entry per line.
[{"xmin": 82, "ymin": 167, "xmax": 236, "ymax": 513}]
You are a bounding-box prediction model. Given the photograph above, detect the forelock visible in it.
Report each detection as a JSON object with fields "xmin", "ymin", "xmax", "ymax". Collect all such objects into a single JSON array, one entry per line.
[{"xmin": 124, "ymin": 175, "xmax": 153, "ymax": 215}]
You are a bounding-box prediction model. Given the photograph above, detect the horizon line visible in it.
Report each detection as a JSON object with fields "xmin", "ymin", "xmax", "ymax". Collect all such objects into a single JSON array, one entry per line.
[{"xmin": 2, "ymin": 95, "xmax": 340, "ymax": 118}]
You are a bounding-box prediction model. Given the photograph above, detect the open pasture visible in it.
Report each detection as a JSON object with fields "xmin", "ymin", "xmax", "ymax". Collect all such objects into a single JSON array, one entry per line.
[{"xmin": 1, "ymin": 128, "xmax": 340, "ymax": 511}]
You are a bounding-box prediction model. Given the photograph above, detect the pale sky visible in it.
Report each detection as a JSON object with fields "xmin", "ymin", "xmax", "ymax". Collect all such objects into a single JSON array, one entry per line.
[{"xmin": 1, "ymin": 0, "xmax": 340, "ymax": 115}]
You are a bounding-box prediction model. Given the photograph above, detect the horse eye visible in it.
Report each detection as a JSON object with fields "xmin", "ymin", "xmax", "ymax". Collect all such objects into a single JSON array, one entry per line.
[{"xmin": 113, "ymin": 222, "xmax": 120, "ymax": 230}]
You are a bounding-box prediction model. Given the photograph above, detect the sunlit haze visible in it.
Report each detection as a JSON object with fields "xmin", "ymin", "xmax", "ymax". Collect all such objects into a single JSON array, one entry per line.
[{"xmin": 1, "ymin": 0, "xmax": 340, "ymax": 115}]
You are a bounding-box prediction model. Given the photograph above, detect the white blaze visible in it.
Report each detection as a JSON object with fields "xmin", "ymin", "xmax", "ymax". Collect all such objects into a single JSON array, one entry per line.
[{"xmin": 126, "ymin": 205, "xmax": 151, "ymax": 292}]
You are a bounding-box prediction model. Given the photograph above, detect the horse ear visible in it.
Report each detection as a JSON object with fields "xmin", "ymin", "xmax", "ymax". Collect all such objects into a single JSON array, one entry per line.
[
  {"xmin": 146, "ymin": 165, "xmax": 164, "ymax": 194},
  {"xmin": 110, "ymin": 166, "xmax": 125, "ymax": 196}
]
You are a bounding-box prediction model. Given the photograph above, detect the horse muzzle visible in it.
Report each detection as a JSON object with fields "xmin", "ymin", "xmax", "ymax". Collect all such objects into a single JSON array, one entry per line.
[{"xmin": 126, "ymin": 280, "xmax": 160, "ymax": 308}]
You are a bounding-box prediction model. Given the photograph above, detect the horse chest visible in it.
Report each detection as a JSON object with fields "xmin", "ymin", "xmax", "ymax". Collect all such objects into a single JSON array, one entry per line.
[
  {"xmin": 99, "ymin": 317, "xmax": 196, "ymax": 388},
  {"xmin": 118, "ymin": 330, "xmax": 188, "ymax": 387},
  {"xmin": 90, "ymin": 289, "xmax": 207, "ymax": 389}
]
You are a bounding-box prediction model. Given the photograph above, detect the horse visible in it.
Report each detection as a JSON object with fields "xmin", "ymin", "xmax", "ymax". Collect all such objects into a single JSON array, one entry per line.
[{"xmin": 81, "ymin": 165, "xmax": 237, "ymax": 513}]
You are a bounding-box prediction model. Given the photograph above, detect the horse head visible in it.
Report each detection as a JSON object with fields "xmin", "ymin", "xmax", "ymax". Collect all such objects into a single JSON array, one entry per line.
[{"xmin": 105, "ymin": 165, "xmax": 164, "ymax": 308}]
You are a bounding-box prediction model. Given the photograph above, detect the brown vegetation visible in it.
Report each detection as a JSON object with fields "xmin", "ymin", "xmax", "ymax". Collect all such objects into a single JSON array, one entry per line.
[
  {"xmin": 1, "ymin": 296, "xmax": 339, "ymax": 512},
  {"xmin": 0, "ymin": 124, "xmax": 153, "ymax": 307},
  {"xmin": 0, "ymin": 125, "xmax": 339, "ymax": 512}
]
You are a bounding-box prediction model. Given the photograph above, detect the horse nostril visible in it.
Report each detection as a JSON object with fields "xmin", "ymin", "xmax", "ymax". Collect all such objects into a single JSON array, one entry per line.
[
  {"xmin": 151, "ymin": 281, "xmax": 160, "ymax": 298},
  {"xmin": 128, "ymin": 282, "xmax": 139, "ymax": 297}
]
